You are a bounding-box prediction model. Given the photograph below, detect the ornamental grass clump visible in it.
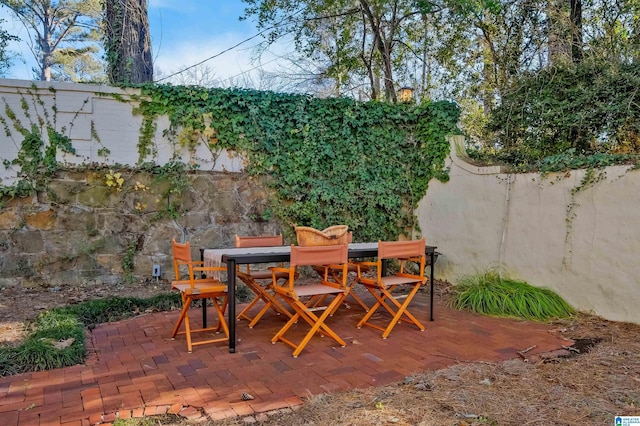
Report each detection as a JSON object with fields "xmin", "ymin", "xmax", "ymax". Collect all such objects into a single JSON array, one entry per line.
[{"xmin": 449, "ymin": 272, "xmax": 575, "ymax": 321}]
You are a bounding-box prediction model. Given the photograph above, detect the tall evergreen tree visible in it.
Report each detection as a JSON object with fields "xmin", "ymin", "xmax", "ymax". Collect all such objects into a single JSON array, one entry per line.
[{"xmin": 0, "ymin": 0, "xmax": 103, "ymax": 81}]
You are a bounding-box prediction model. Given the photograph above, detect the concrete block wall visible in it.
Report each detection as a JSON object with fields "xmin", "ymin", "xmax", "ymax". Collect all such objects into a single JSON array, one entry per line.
[{"xmin": 0, "ymin": 78, "xmax": 243, "ymax": 187}]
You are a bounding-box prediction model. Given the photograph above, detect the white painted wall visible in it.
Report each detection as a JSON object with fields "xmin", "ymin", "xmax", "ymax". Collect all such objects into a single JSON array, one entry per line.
[
  {"xmin": 418, "ymin": 136, "xmax": 640, "ymax": 324},
  {"xmin": 0, "ymin": 79, "xmax": 243, "ymax": 186}
]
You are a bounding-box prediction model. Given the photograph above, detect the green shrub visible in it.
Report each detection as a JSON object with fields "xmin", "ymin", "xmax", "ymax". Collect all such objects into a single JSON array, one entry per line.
[
  {"xmin": 449, "ymin": 271, "xmax": 576, "ymax": 321},
  {"xmin": 473, "ymin": 62, "xmax": 640, "ymax": 170},
  {"xmin": 53, "ymin": 293, "xmax": 181, "ymax": 325}
]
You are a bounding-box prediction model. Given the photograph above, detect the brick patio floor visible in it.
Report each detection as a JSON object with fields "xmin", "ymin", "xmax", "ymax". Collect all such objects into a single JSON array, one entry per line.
[{"xmin": 0, "ymin": 292, "xmax": 573, "ymax": 425}]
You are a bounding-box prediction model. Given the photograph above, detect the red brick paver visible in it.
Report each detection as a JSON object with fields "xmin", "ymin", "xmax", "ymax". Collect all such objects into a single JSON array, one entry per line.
[{"xmin": 0, "ymin": 294, "xmax": 573, "ymax": 425}]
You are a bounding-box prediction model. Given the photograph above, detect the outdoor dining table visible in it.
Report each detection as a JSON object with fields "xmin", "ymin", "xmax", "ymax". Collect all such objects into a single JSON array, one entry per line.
[{"xmin": 201, "ymin": 242, "xmax": 439, "ymax": 353}]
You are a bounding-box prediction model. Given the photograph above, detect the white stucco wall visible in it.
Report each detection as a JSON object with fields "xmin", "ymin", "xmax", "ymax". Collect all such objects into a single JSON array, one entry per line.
[
  {"xmin": 418, "ymin": 135, "xmax": 640, "ymax": 324},
  {"xmin": 0, "ymin": 79, "xmax": 243, "ymax": 186}
]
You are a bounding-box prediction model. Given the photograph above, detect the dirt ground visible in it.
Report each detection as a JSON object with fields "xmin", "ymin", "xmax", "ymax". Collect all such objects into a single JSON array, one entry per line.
[
  {"xmin": 1, "ymin": 282, "xmax": 639, "ymax": 425},
  {"xmin": 0, "ymin": 280, "xmax": 167, "ymax": 345}
]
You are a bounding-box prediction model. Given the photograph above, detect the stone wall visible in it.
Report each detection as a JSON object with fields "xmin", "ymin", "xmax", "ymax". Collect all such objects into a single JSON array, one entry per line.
[
  {"xmin": 417, "ymin": 136, "xmax": 640, "ymax": 324},
  {"xmin": 0, "ymin": 170, "xmax": 279, "ymax": 288}
]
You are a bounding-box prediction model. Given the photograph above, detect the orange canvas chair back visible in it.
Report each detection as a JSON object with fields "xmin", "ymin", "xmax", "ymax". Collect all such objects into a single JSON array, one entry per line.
[
  {"xmin": 172, "ymin": 240, "xmax": 192, "ymax": 261},
  {"xmin": 379, "ymin": 239, "xmax": 426, "ymax": 277},
  {"xmin": 378, "ymin": 238, "xmax": 425, "ymax": 260},
  {"xmin": 234, "ymin": 234, "xmax": 283, "ymax": 248},
  {"xmin": 290, "ymin": 244, "xmax": 349, "ymax": 268},
  {"xmin": 172, "ymin": 240, "xmax": 194, "ymax": 280}
]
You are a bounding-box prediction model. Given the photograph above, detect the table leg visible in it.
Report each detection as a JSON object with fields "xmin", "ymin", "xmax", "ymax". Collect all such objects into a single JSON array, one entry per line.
[
  {"xmin": 429, "ymin": 251, "xmax": 435, "ymax": 321},
  {"xmin": 199, "ymin": 249, "xmax": 208, "ymax": 328},
  {"xmin": 202, "ymin": 299, "xmax": 208, "ymax": 327},
  {"xmin": 227, "ymin": 259, "xmax": 237, "ymax": 353}
]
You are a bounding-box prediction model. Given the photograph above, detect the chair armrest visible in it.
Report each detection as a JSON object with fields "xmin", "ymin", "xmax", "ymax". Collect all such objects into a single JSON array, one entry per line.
[
  {"xmin": 396, "ymin": 272, "xmax": 428, "ymax": 283},
  {"xmin": 327, "ymin": 264, "xmax": 347, "ymax": 271},
  {"xmin": 269, "ymin": 266, "xmax": 290, "ymax": 278},
  {"xmin": 321, "ymin": 279, "xmax": 345, "ymax": 290},
  {"xmin": 193, "ymin": 265, "xmax": 225, "ymax": 272},
  {"xmin": 177, "ymin": 259, "xmax": 205, "ymax": 267},
  {"xmin": 355, "ymin": 261, "xmax": 377, "ymax": 275}
]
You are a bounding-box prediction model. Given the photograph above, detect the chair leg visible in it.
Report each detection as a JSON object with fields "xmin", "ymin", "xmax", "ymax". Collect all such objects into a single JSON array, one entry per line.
[
  {"xmin": 171, "ymin": 293, "xmax": 192, "ymax": 338},
  {"xmin": 172, "ymin": 294, "xmax": 229, "ymax": 352},
  {"xmin": 356, "ymin": 286, "xmax": 385, "ymax": 330},
  {"xmin": 330, "ymin": 284, "xmax": 368, "ymax": 315},
  {"xmin": 347, "ymin": 289, "xmax": 369, "ymax": 311},
  {"xmin": 267, "ymin": 291, "xmax": 294, "ymax": 318},
  {"xmin": 357, "ymin": 284, "xmax": 425, "ymax": 338},
  {"xmin": 211, "ymin": 296, "xmax": 230, "ymax": 339},
  {"xmin": 381, "ymin": 285, "xmax": 425, "ymax": 339},
  {"xmin": 247, "ymin": 301, "xmax": 272, "ymax": 328},
  {"xmin": 271, "ymin": 312, "xmax": 300, "ymax": 344},
  {"xmin": 183, "ymin": 299, "xmax": 194, "ymax": 353},
  {"xmin": 237, "ymin": 296, "xmax": 262, "ymax": 321},
  {"xmin": 237, "ymin": 277, "xmax": 292, "ymax": 327},
  {"xmin": 293, "ymin": 296, "xmax": 346, "ymax": 357},
  {"xmin": 273, "ymin": 293, "xmax": 346, "ymax": 357}
]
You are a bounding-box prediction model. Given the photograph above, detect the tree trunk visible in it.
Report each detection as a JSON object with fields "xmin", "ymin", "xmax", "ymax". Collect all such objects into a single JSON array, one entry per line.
[
  {"xmin": 547, "ymin": 0, "xmax": 569, "ymax": 65},
  {"xmin": 359, "ymin": 0, "xmax": 397, "ymax": 102},
  {"xmin": 40, "ymin": 3, "xmax": 53, "ymax": 81},
  {"xmin": 104, "ymin": 0, "xmax": 153, "ymax": 84},
  {"xmin": 548, "ymin": 0, "xmax": 582, "ymax": 66},
  {"xmin": 570, "ymin": 0, "xmax": 583, "ymax": 63}
]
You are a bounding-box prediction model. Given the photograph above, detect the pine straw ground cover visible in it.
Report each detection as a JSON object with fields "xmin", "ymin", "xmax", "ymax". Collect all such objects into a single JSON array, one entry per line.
[{"xmin": 198, "ymin": 314, "xmax": 639, "ymax": 426}]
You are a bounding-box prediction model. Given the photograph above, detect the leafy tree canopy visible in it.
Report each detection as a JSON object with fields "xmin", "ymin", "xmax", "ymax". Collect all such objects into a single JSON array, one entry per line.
[
  {"xmin": 0, "ymin": 0, "xmax": 104, "ymax": 82},
  {"xmin": 0, "ymin": 18, "xmax": 19, "ymax": 76}
]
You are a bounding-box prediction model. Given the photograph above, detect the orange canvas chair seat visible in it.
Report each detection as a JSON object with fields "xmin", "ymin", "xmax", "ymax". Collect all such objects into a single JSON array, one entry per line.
[
  {"xmin": 271, "ymin": 244, "xmax": 349, "ymax": 357},
  {"xmin": 356, "ymin": 239, "xmax": 428, "ymax": 339},
  {"xmin": 234, "ymin": 234, "xmax": 293, "ymax": 328},
  {"xmin": 171, "ymin": 239, "xmax": 229, "ymax": 353}
]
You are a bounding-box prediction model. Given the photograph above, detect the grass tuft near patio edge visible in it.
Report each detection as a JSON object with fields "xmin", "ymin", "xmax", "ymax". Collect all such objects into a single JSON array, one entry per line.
[{"xmin": 449, "ymin": 272, "xmax": 576, "ymax": 322}]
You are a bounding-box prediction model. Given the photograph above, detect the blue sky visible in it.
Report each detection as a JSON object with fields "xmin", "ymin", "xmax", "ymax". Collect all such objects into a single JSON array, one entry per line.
[{"xmin": 2, "ymin": 0, "xmax": 289, "ymax": 85}]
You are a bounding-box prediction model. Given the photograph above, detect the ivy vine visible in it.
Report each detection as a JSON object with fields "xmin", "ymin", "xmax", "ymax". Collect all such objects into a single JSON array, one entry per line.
[
  {"xmin": 131, "ymin": 85, "xmax": 460, "ymax": 241},
  {"xmin": 0, "ymin": 87, "xmax": 76, "ymax": 198}
]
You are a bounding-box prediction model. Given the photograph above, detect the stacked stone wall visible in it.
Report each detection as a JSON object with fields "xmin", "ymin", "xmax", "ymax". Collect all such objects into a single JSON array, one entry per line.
[{"xmin": 0, "ymin": 170, "xmax": 278, "ymax": 289}]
